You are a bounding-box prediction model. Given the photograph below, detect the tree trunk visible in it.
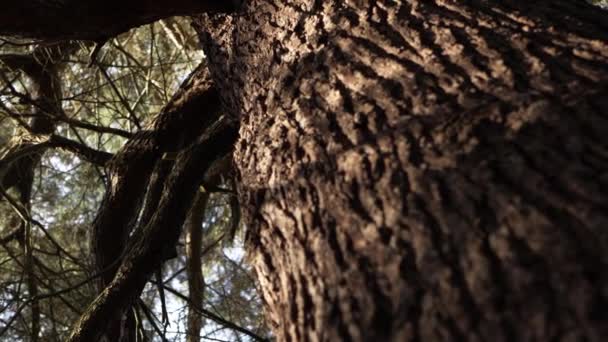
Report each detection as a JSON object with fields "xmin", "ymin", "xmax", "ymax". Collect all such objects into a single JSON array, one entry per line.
[
  {"xmin": 195, "ymin": 1, "xmax": 608, "ymax": 341},
  {"xmin": 185, "ymin": 192, "xmax": 209, "ymax": 342}
]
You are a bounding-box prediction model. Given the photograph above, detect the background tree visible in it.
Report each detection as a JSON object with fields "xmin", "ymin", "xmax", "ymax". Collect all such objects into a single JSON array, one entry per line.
[
  {"xmin": 1, "ymin": 1, "xmax": 608, "ymax": 342},
  {"xmin": 0, "ymin": 19, "xmax": 267, "ymax": 342}
]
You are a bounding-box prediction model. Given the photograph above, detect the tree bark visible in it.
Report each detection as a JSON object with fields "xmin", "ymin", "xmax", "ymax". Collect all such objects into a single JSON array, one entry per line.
[
  {"xmin": 185, "ymin": 192, "xmax": 209, "ymax": 342},
  {"xmin": 68, "ymin": 119, "xmax": 238, "ymax": 342},
  {"xmin": 195, "ymin": 1, "xmax": 608, "ymax": 341},
  {"xmin": 89, "ymin": 64, "xmax": 228, "ymax": 341},
  {"xmin": 2, "ymin": 0, "xmax": 607, "ymax": 341},
  {"xmin": 0, "ymin": 0, "xmax": 240, "ymax": 40}
]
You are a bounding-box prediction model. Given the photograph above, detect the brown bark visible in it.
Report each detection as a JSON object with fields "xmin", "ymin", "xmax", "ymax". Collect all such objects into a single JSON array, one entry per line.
[
  {"xmin": 195, "ymin": 1, "xmax": 608, "ymax": 341},
  {"xmin": 67, "ymin": 118, "xmax": 238, "ymax": 342},
  {"xmin": 1, "ymin": 0, "xmax": 607, "ymax": 341},
  {"xmin": 89, "ymin": 64, "xmax": 226, "ymax": 341}
]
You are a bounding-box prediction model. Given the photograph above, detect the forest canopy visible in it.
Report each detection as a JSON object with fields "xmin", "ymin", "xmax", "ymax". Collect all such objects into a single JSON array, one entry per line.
[{"xmin": 0, "ymin": 18, "xmax": 267, "ymax": 341}]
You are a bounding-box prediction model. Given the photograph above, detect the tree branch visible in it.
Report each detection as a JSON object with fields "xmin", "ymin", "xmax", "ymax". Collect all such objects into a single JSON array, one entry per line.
[
  {"xmin": 0, "ymin": 226, "xmax": 24, "ymax": 245},
  {"xmin": 48, "ymin": 135, "xmax": 113, "ymax": 166},
  {"xmin": 163, "ymin": 285, "xmax": 268, "ymax": 342},
  {"xmin": 0, "ymin": 1, "xmax": 241, "ymax": 41},
  {"xmin": 55, "ymin": 116, "xmax": 133, "ymax": 138},
  {"xmin": 67, "ymin": 119, "xmax": 238, "ymax": 342},
  {"xmin": 185, "ymin": 191, "xmax": 210, "ymax": 342}
]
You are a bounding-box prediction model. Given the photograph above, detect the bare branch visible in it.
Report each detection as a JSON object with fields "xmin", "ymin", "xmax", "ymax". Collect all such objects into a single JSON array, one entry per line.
[
  {"xmin": 48, "ymin": 135, "xmax": 113, "ymax": 166},
  {"xmin": 0, "ymin": 226, "xmax": 24, "ymax": 245}
]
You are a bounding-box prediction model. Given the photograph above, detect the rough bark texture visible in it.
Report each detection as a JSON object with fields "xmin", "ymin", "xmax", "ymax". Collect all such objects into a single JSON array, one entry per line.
[
  {"xmin": 68, "ymin": 64, "xmax": 238, "ymax": 341},
  {"xmin": 195, "ymin": 1, "xmax": 608, "ymax": 341},
  {"xmin": 68, "ymin": 119, "xmax": 237, "ymax": 342},
  {"xmin": 89, "ymin": 64, "xmax": 225, "ymax": 341}
]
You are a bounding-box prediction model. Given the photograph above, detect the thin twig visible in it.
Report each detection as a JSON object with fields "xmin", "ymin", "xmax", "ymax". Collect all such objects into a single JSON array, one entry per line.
[
  {"xmin": 162, "ymin": 285, "xmax": 269, "ymax": 342},
  {"xmin": 96, "ymin": 64, "xmax": 142, "ymax": 130}
]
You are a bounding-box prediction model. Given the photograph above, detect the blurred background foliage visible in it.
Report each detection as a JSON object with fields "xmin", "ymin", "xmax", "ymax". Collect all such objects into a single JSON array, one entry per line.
[
  {"xmin": 589, "ymin": 0, "xmax": 608, "ymax": 8},
  {"xmin": 0, "ymin": 17, "xmax": 268, "ymax": 342}
]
